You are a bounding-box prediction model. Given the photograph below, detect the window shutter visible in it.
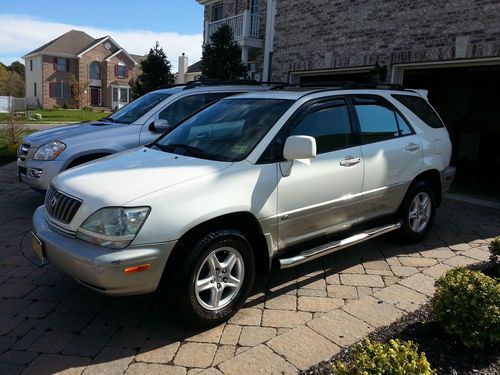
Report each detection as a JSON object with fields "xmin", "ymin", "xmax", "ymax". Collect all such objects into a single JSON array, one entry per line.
[
  {"xmin": 53, "ymin": 57, "xmax": 57, "ymax": 71},
  {"xmin": 125, "ymin": 67, "xmax": 129, "ymax": 78},
  {"xmin": 49, "ymin": 82, "xmax": 54, "ymax": 97},
  {"xmin": 114, "ymin": 64, "xmax": 118, "ymax": 77},
  {"xmin": 66, "ymin": 59, "xmax": 70, "ymax": 72}
]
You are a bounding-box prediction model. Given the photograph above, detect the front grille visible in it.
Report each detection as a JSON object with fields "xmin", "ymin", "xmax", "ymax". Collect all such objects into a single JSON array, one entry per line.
[
  {"xmin": 17, "ymin": 144, "xmax": 30, "ymax": 162},
  {"xmin": 45, "ymin": 186, "xmax": 82, "ymax": 224}
]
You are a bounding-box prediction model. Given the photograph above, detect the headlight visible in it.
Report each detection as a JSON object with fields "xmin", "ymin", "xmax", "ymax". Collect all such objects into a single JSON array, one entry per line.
[
  {"xmin": 77, "ymin": 207, "xmax": 150, "ymax": 249},
  {"xmin": 33, "ymin": 141, "xmax": 66, "ymax": 160}
]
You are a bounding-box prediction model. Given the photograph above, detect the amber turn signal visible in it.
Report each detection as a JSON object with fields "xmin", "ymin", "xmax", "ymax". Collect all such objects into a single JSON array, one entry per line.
[{"xmin": 124, "ymin": 264, "xmax": 151, "ymax": 274}]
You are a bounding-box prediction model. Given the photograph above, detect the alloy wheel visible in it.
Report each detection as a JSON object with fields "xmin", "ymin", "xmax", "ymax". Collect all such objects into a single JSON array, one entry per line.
[
  {"xmin": 408, "ymin": 192, "xmax": 432, "ymax": 233},
  {"xmin": 194, "ymin": 247, "xmax": 245, "ymax": 311}
]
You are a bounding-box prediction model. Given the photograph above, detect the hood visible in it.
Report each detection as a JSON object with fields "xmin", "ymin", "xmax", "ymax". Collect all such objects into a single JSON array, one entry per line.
[
  {"xmin": 23, "ymin": 121, "xmax": 125, "ymax": 147},
  {"xmin": 53, "ymin": 147, "xmax": 232, "ymax": 207}
]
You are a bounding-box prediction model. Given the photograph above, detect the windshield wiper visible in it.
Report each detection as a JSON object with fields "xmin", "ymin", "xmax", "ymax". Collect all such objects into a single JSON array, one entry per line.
[
  {"xmin": 101, "ymin": 117, "xmax": 117, "ymax": 123},
  {"xmin": 153, "ymin": 142, "xmax": 212, "ymax": 157}
]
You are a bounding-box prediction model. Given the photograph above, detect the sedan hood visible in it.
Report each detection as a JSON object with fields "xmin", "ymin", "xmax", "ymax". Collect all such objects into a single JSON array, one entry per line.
[
  {"xmin": 53, "ymin": 147, "xmax": 232, "ymax": 207},
  {"xmin": 23, "ymin": 121, "xmax": 123, "ymax": 147}
]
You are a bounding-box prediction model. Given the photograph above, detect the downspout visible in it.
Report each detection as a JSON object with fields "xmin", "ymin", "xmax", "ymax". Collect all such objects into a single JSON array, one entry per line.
[{"xmin": 263, "ymin": 0, "xmax": 276, "ymax": 82}]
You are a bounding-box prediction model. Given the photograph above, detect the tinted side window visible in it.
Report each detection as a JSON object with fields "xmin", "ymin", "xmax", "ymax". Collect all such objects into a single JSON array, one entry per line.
[
  {"xmin": 206, "ymin": 92, "xmax": 241, "ymax": 104},
  {"xmin": 291, "ymin": 99, "xmax": 353, "ymax": 154},
  {"xmin": 354, "ymin": 97, "xmax": 405, "ymax": 143},
  {"xmin": 392, "ymin": 94, "xmax": 444, "ymax": 128},
  {"xmin": 396, "ymin": 113, "xmax": 413, "ymax": 136},
  {"xmin": 158, "ymin": 94, "xmax": 206, "ymax": 125}
]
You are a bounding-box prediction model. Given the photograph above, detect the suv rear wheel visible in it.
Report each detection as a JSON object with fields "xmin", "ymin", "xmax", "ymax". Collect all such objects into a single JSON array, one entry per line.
[
  {"xmin": 399, "ymin": 181, "xmax": 436, "ymax": 242},
  {"xmin": 173, "ymin": 229, "xmax": 255, "ymax": 327}
]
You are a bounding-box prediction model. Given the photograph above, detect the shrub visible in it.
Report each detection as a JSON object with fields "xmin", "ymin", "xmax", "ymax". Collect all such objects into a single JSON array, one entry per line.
[
  {"xmin": 489, "ymin": 237, "xmax": 500, "ymax": 274},
  {"xmin": 62, "ymin": 103, "xmax": 69, "ymax": 109},
  {"xmin": 332, "ymin": 338, "xmax": 435, "ymax": 375},
  {"xmin": 432, "ymin": 267, "xmax": 500, "ymax": 349}
]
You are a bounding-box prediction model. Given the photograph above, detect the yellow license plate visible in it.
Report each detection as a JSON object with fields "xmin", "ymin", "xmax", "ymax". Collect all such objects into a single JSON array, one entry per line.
[{"xmin": 31, "ymin": 232, "xmax": 45, "ymax": 265}]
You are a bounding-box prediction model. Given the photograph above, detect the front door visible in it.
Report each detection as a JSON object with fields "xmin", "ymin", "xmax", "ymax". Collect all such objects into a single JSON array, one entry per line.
[
  {"xmin": 276, "ymin": 98, "xmax": 364, "ymax": 249},
  {"xmin": 90, "ymin": 87, "xmax": 100, "ymax": 106}
]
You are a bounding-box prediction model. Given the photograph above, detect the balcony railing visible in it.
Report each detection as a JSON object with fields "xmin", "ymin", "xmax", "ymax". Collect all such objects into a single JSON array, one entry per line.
[{"xmin": 205, "ymin": 10, "xmax": 261, "ymax": 44}]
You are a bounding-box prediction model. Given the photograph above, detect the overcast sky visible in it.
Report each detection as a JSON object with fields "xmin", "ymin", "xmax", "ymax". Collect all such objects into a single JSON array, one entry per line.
[{"xmin": 0, "ymin": 0, "xmax": 204, "ymax": 72}]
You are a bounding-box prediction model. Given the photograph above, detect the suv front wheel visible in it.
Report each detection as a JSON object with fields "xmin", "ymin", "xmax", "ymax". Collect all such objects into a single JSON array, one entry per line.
[
  {"xmin": 398, "ymin": 181, "xmax": 436, "ymax": 242},
  {"xmin": 174, "ymin": 229, "xmax": 255, "ymax": 327}
]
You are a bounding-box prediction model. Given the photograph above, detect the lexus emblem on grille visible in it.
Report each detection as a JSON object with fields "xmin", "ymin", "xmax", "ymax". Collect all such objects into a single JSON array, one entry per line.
[{"xmin": 49, "ymin": 197, "xmax": 58, "ymax": 208}]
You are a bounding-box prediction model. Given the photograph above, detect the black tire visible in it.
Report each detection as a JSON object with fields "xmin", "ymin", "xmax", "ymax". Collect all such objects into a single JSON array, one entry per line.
[
  {"xmin": 398, "ymin": 180, "xmax": 436, "ymax": 242},
  {"xmin": 172, "ymin": 229, "xmax": 255, "ymax": 327}
]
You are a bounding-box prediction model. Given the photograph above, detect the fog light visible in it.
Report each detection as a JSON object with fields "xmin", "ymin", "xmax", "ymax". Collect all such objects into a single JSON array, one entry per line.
[{"xmin": 28, "ymin": 168, "xmax": 42, "ymax": 178}]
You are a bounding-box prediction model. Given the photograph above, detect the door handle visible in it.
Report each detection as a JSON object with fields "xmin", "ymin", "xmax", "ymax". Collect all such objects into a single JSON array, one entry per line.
[
  {"xmin": 405, "ymin": 142, "xmax": 421, "ymax": 151},
  {"xmin": 340, "ymin": 156, "xmax": 361, "ymax": 167}
]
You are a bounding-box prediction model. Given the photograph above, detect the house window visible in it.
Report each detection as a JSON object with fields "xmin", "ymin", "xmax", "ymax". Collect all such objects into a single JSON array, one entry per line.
[
  {"xmin": 55, "ymin": 58, "xmax": 68, "ymax": 72},
  {"xmin": 50, "ymin": 82, "xmax": 72, "ymax": 99},
  {"xmin": 116, "ymin": 63, "xmax": 128, "ymax": 78},
  {"xmin": 250, "ymin": 0, "xmax": 259, "ymax": 14},
  {"xmin": 212, "ymin": 4, "xmax": 224, "ymax": 21},
  {"xmin": 120, "ymin": 88, "xmax": 128, "ymax": 103},
  {"xmin": 112, "ymin": 85, "xmax": 130, "ymax": 108},
  {"xmin": 89, "ymin": 62, "xmax": 101, "ymax": 80},
  {"xmin": 34, "ymin": 82, "xmax": 37, "ymax": 97},
  {"xmin": 30, "ymin": 60, "xmax": 33, "ymax": 71}
]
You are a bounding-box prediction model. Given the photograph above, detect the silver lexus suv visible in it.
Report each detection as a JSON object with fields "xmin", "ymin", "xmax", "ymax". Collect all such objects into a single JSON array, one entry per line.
[
  {"xmin": 17, "ymin": 82, "xmax": 275, "ymax": 191},
  {"xmin": 32, "ymin": 84, "xmax": 455, "ymax": 326}
]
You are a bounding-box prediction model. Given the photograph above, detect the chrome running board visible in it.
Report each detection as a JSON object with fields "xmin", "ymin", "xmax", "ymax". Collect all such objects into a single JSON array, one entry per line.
[{"xmin": 278, "ymin": 221, "xmax": 402, "ymax": 269}]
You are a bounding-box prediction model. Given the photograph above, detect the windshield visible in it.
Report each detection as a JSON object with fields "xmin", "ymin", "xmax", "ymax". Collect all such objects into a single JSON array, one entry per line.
[
  {"xmin": 152, "ymin": 98, "xmax": 293, "ymax": 162},
  {"xmin": 103, "ymin": 92, "xmax": 171, "ymax": 124}
]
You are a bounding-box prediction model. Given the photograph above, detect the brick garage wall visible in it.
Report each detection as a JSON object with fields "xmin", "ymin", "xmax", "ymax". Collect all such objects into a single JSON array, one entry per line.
[
  {"xmin": 271, "ymin": 0, "xmax": 500, "ymax": 82},
  {"xmin": 42, "ymin": 56, "xmax": 79, "ymax": 109}
]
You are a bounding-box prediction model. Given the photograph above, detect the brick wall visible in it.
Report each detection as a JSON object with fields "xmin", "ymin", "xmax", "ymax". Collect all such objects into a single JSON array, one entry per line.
[
  {"xmin": 42, "ymin": 56, "xmax": 79, "ymax": 109},
  {"xmin": 271, "ymin": 0, "xmax": 500, "ymax": 81}
]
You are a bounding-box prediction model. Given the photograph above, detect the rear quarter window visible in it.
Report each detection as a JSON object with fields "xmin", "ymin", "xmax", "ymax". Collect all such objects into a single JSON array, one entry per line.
[{"xmin": 392, "ymin": 94, "xmax": 445, "ymax": 129}]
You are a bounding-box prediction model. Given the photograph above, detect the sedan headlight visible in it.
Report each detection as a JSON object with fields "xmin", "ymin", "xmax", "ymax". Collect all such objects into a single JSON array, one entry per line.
[
  {"xmin": 33, "ymin": 141, "xmax": 66, "ymax": 160},
  {"xmin": 77, "ymin": 207, "xmax": 150, "ymax": 249}
]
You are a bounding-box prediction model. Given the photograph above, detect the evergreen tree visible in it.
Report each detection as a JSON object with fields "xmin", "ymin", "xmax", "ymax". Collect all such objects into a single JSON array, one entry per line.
[
  {"xmin": 201, "ymin": 24, "xmax": 247, "ymax": 81},
  {"xmin": 134, "ymin": 42, "xmax": 174, "ymax": 97}
]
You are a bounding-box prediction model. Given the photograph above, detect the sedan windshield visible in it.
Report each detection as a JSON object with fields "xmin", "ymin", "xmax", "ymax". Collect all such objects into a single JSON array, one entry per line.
[
  {"xmin": 152, "ymin": 98, "xmax": 293, "ymax": 162},
  {"xmin": 103, "ymin": 92, "xmax": 171, "ymax": 124}
]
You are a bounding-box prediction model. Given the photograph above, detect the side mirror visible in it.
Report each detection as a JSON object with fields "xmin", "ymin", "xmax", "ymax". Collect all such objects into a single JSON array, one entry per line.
[
  {"xmin": 283, "ymin": 135, "xmax": 317, "ymax": 160},
  {"xmin": 150, "ymin": 119, "xmax": 173, "ymax": 132}
]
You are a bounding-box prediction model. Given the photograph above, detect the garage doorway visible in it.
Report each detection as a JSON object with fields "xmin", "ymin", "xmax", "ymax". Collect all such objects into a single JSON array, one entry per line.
[
  {"xmin": 401, "ymin": 64, "xmax": 500, "ymax": 202},
  {"xmin": 290, "ymin": 67, "xmax": 375, "ymax": 85}
]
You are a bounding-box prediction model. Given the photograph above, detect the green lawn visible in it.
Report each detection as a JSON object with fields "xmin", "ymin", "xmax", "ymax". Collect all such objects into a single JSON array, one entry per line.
[{"xmin": 0, "ymin": 109, "xmax": 111, "ymax": 123}]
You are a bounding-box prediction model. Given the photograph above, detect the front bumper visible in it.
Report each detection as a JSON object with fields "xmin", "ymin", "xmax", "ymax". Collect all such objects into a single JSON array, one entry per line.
[
  {"xmin": 32, "ymin": 206, "xmax": 177, "ymax": 296},
  {"xmin": 17, "ymin": 159, "xmax": 66, "ymax": 192}
]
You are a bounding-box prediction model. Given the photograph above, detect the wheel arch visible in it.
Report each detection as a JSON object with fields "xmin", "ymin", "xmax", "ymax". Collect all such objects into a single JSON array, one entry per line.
[
  {"xmin": 163, "ymin": 212, "xmax": 270, "ymax": 282},
  {"xmin": 410, "ymin": 169, "xmax": 442, "ymax": 206}
]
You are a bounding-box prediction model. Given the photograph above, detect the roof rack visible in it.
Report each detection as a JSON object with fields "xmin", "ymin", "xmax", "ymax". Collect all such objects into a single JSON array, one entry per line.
[
  {"xmin": 295, "ymin": 81, "xmax": 407, "ymax": 91},
  {"xmin": 183, "ymin": 79, "xmax": 289, "ymax": 90}
]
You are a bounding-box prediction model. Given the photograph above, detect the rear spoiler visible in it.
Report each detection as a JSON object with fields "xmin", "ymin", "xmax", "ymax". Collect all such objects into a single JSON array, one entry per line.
[{"xmin": 411, "ymin": 89, "xmax": 429, "ymax": 100}]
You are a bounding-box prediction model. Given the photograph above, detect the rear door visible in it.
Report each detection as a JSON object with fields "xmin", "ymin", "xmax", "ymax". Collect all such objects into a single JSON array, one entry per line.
[
  {"xmin": 274, "ymin": 97, "xmax": 364, "ymax": 248},
  {"xmin": 351, "ymin": 95, "xmax": 423, "ymax": 221}
]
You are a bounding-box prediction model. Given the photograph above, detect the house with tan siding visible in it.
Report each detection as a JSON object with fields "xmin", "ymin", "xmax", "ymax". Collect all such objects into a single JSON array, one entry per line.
[{"xmin": 23, "ymin": 30, "xmax": 141, "ymax": 110}]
